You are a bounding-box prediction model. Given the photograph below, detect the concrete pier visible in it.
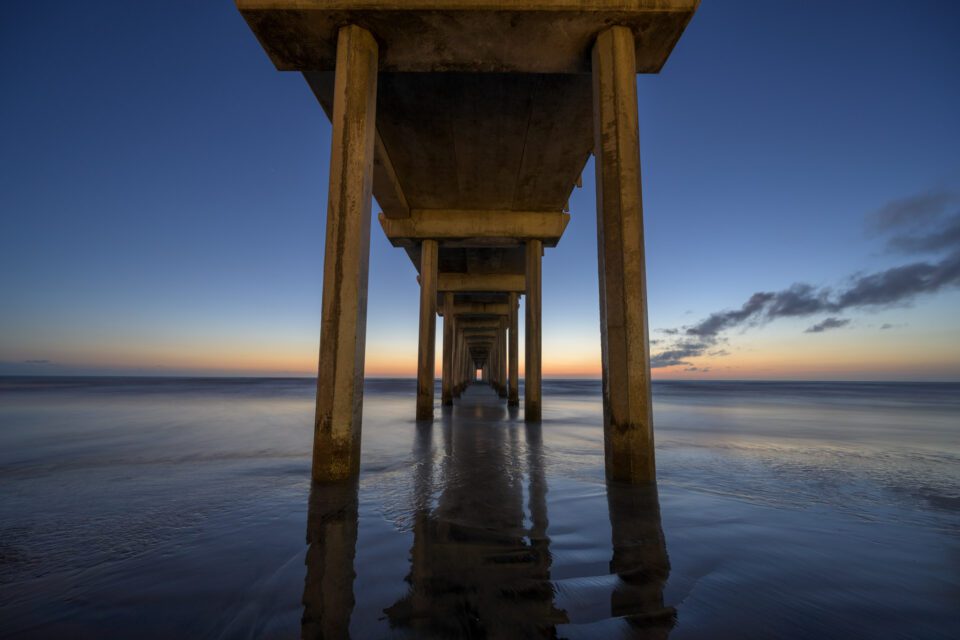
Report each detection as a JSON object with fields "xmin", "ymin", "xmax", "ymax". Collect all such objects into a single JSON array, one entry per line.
[
  {"xmin": 237, "ymin": 0, "xmax": 699, "ymax": 482},
  {"xmin": 593, "ymin": 26, "xmax": 656, "ymax": 483},
  {"xmin": 311, "ymin": 25, "xmax": 378, "ymax": 482},
  {"xmin": 416, "ymin": 239, "xmax": 438, "ymax": 420},
  {"xmin": 525, "ymin": 239, "xmax": 542, "ymax": 422},
  {"xmin": 508, "ymin": 292, "xmax": 519, "ymax": 407},
  {"xmin": 441, "ymin": 292, "xmax": 454, "ymax": 406}
]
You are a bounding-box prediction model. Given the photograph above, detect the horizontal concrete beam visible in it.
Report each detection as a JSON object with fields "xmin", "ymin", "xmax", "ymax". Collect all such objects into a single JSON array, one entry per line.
[
  {"xmin": 460, "ymin": 324, "xmax": 501, "ymax": 331},
  {"xmin": 438, "ymin": 273, "xmax": 525, "ymax": 293},
  {"xmin": 379, "ymin": 210, "xmax": 569, "ymax": 247},
  {"xmin": 237, "ymin": 1, "xmax": 699, "ymax": 73},
  {"xmin": 439, "ymin": 302, "xmax": 510, "ymax": 317}
]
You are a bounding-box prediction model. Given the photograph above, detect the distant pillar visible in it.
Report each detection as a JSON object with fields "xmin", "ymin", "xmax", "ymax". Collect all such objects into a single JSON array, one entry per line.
[
  {"xmin": 313, "ymin": 25, "xmax": 378, "ymax": 482},
  {"xmin": 498, "ymin": 317, "xmax": 508, "ymax": 398},
  {"xmin": 525, "ymin": 239, "xmax": 542, "ymax": 421},
  {"xmin": 592, "ymin": 26, "xmax": 656, "ymax": 484},
  {"xmin": 455, "ymin": 327, "xmax": 464, "ymax": 396},
  {"xmin": 441, "ymin": 293, "xmax": 454, "ymax": 406},
  {"xmin": 416, "ymin": 239, "xmax": 439, "ymax": 420},
  {"xmin": 508, "ymin": 292, "xmax": 519, "ymax": 406}
]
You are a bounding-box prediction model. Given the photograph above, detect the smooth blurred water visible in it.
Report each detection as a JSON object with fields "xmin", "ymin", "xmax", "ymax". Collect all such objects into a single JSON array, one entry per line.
[{"xmin": 0, "ymin": 377, "xmax": 958, "ymax": 639}]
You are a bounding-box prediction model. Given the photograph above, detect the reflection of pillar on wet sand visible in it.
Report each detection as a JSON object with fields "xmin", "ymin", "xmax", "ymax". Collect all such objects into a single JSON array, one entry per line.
[
  {"xmin": 606, "ymin": 482, "xmax": 675, "ymax": 635},
  {"xmin": 301, "ymin": 479, "xmax": 360, "ymax": 639},
  {"xmin": 387, "ymin": 417, "xmax": 566, "ymax": 636}
]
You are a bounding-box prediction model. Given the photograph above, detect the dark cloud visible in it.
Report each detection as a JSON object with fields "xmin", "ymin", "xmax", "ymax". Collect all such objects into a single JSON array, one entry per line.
[
  {"xmin": 833, "ymin": 250, "xmax": 960, "ymax": 308},
  {"xmin": 887, "ymin": 214, "xmax": 960, "ymax": 254},
  {"xmin": 686, "ymin": 292, "xmax": 774, "ymax": 337},
  {"xmin": 22, "ymin": 359, "xmax": 51, "ymax": 364},
  {"xmin": 658, "ymin": 328, "xmax": 679, "ymax": 335},
  {"xmin": 649, "ymin": 341, "xmax": 713, "ymax": 368},
  {"xmin": 805, "ymin": 317, "xmax": 850, "ymax": 333},
  {"xmin": 651, "ymin": 188, "xmax": 960, "ymax": 368},
  {"xmin": 880, "ymin": 323, "xmax": 894, "ymax": 330},
  {"xmin": 868, "ymin": 190, "xmax": 957, "ymax": 233}
]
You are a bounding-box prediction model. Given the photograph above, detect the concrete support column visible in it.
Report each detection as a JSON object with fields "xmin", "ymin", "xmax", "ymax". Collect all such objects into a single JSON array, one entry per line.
[
  {"xmin": 313, "ymin": 25, "xmax": 378, "ymax": 482},
  {"xmin": 457, "ymin": 334, "xmax": 465, "ymax": 393},
  {"xmin": 508, "ymin": 292, "xmax": 519, "ymax": 406},
  {"xmin": 416, "ymin": 239, "xmax": 439, "ymax": 420},
  {"xmin": 441, "ymin": 293, "xmax": 454, "ymax": 406},
  {"xmin": 525, "ymin": 239, "xmax": 542, "ymax": 421},
  {"xmin": 498, "ymin": 317, "xmax": 507, "ymax": 398},
  {"xmin": 592, "ymin": 26, "xmax": 656, "ymax": 483}
]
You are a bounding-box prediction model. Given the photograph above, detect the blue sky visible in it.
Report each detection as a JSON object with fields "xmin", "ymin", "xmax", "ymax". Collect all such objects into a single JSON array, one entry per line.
[{"xmin": 1, "ymin": 1, "xmax": 958, "ymax": 379}]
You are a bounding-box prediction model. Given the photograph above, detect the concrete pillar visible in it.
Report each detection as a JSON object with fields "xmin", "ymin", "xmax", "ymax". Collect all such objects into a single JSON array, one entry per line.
[
  {"xmin": 456, "ymin": 331, "xmax": 465, "ymax": 394},
  {"xmin": 416, "ymin": 239, "xmax": 439, "ymax": 420},
  {"xmin": 498, "ymin": 317, "xmax": 507, "ymax": 398},
  {"xmin": 592, "ymin": 26, "xmax": 656, "ymax": 484},
  {"xmin": 313, "ymin": 25, "xmax": 378, "ymax": 482},
  {"xmin": 508, "ymin": 292, "xmax": 519, "ymax": 406},
  {"xmin": 441, "ymin": 293, "xmax": 454, "ymax": 406},
  {"xmin": 525, "ymin": 239, "xmax": 542, "ymax": 421}
]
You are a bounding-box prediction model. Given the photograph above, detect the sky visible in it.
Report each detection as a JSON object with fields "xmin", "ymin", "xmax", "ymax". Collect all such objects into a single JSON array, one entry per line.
[{"xmin": 1, "ymin": 1, "xmax": 958, "ymax": 380}]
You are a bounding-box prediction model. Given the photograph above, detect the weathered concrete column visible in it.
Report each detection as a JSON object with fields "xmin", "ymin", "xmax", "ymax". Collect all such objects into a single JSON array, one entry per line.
[
  {"xmin": 525, "ymin": 239, "xmax": 542, "ymax": 421},
  {"xmin": 498, "ymin": 317, "xmax": 508, "ymax": 398},
  {"xmin": 508, "ymin": 292, "xmax": 519, "ymax": 406},
  {"xmin": 592, "ymin": 26, "xmax": 656, "ymax": 484},
  {"xmin": 459, "ymin": 330, "xmax": 467, "ymax": 393},
  {"xmin": 441, "ymin": 293, "xmax": 454, "ymax": 406},
  {"xmin": 313, "ymin": 25, "xmax": 378, "ymax": 482},
  {"xmin": 416, "ymin": 239, "xmax": 439, "ymax": 420}
]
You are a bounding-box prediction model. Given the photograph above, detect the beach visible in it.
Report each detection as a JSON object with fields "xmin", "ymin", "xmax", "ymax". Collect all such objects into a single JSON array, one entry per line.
[{"xmin": 1, "ymin": 377, "xmax": 958, "ymax": 639}]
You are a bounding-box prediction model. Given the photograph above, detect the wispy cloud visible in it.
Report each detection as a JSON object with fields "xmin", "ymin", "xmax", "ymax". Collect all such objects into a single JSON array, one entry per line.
[
  {"xmin": 805, "ymin": 317, "xmax": 850, "ymax": 333},
  {"xmin": 651, "ymin": 188, "xmax": 960, "ymax": 368}
]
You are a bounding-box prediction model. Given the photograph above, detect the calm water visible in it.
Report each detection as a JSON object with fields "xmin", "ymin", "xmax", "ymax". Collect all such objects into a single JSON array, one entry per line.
[{"xmin": 0, "ymin": 377, "xmax": 958, "ymax": 639}]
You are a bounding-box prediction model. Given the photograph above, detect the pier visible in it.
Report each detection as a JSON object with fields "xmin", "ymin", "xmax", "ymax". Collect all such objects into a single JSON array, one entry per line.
[{"xmin": 236, "ymin": 0, "xmax": 699, "ymax": 484}]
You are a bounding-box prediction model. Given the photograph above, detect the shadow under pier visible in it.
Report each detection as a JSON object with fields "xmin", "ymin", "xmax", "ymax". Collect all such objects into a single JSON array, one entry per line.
[{"xmin": 301, "ymin": 385, "xmax": 674, "ymax": 638}]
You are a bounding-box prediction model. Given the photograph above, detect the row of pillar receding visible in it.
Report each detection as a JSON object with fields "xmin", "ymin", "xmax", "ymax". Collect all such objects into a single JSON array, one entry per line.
[
  {"xmin": 417, "ymin": 246, "xmax": 541, "ymax": 422},
  {"xmin": 313, "ymin": 24, "xmax": 656, "ymax": 485}
]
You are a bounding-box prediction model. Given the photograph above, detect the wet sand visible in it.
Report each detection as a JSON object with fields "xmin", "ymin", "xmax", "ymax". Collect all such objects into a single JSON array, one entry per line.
[{"xmin": 1, "ymin": 377, "xmax": 958, "ymax": 638}]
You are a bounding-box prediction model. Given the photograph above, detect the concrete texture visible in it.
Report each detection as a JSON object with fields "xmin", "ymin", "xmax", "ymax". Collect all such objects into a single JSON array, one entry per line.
[
  {"xmin": 417, "ymin": 239, "xmax": 439, "ymax": 420},
  {"xmin": 593, "ymin": 26, "xmax": 656, "ymax": 483},
  {"xmin": 508, "ymin": 292, "xmax": 519, "ymax": 406},
  {"xmin": 237, "ymin": 1, "xmax": 698, "ymax": 73},
  {"xmin": 442, "ymin": 292, "xmax": 455, "ymax": 406},
  {"xmin": 525, "ymin": 239, "xmax": 542, "ymax": 422},
  {"xmin": 313, "ymin": 25, "xmax": 378, "ymax": 482}
]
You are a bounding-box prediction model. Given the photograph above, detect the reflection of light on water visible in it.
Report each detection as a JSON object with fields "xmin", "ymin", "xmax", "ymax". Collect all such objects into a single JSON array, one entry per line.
[
  {"xmin": 2, "ymin": 378, "xmax": 958, "ymax": 637},
  {"xmin": 303, "ymin": 386, "xmax": 674, "ymax": 638}
]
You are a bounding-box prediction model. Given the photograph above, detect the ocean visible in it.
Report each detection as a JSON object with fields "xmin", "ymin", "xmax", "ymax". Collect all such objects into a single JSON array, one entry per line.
[{"xmin": 0, "ymin": 377, "xmax": 958, "ymax": 639}]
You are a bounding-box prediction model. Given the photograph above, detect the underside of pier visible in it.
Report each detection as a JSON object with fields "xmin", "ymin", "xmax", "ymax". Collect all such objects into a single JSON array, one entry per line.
[{"xmin": 236, "ymin": 0, "xmax": 699, "ymax": 483}]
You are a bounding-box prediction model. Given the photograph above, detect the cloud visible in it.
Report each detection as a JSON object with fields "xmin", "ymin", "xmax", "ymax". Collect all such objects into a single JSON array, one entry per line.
[
  {"xmin": 650, "ymin": 188, "xmax": 960, "ymax": 368},
  {"xmin": 886, "ymin": 214, "xmax": 960, "ymax": 254},
  {"xmin": 879, "ymin": 322, "xmax": 907, "ymax": 331},
  {"xmin": 650, "ymin": 340, "xmax": 714, "ymax": 368},
  {"xmin": 805, "ymin": 317, "xmax": 850, "ymax": 333},
  {"xmin": 867, "ymin": 190, "xmax": 957, "ymax": 233},
  {"xmin": 22, "ymin": 359, "xmax": 51, "ymax": 364}
]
